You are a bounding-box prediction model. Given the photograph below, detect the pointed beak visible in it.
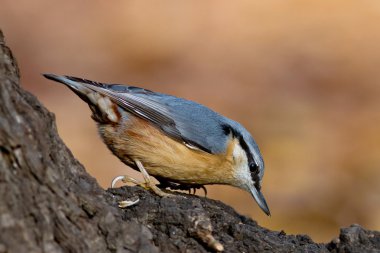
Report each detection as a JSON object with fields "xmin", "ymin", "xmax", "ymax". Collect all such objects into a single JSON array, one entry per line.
[{"xmin": 249, "ymin": 185, "xmax": 271, "ymax": 216}]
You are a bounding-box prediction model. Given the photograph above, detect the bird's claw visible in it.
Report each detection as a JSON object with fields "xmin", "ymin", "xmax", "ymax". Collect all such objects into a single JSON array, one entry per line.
[
  {"xmin": 111, "ymin": 175, "xmax": 140, "ymax": 188},
  {"xmin": 111, "ymin": 160, "xmax": 173, "ymax": 198}
]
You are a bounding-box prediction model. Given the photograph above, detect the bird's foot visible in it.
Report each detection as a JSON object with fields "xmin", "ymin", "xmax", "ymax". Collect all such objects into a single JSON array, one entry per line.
[
  {"xmin": 111, "ymin": 160, "xmax": 173, "ymax": 203},
  {"xmin": 135, "ymin": 160, "xmax": 173, "ymax": 197},
  {"xmin": 111, "ymin": 173, "xmax": 172, "ymax": 204},
  {"xmin": 111, "ymin": 175, "xmax": 141, "ymax": 188},
  {"xmin": 111, "ymin": 175, "xmax": 141, "ymax": 207}
]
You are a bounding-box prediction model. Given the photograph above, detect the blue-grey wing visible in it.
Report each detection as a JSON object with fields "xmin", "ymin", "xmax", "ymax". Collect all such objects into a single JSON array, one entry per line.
[
  {"xmin": 141, "ymin": 94, "xmax": 231, "ymax": 154},
  {"xmin": 113, "ymin": 87, "xmax": 231, "ymax": 154},
  {"xmin": 69, "ymin": 78, "xmax": 231, "ymax": 154}
]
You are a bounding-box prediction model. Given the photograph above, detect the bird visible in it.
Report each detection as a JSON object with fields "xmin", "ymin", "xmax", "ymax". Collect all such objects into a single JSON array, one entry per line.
[{"xmin": 43, "ymin": 74, "xmax": 270, "ymax": 216}]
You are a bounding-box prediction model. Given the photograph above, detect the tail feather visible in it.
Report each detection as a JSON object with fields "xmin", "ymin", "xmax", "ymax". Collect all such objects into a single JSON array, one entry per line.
[{"xmin": 43, "ymin": 74, "xmax": 121, "ymax": 123}]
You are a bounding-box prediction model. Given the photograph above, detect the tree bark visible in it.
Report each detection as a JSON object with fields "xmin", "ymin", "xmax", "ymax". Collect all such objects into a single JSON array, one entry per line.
[{"xmin": 0, "ymin": 29, "xmax": 379, "ymax": 253}]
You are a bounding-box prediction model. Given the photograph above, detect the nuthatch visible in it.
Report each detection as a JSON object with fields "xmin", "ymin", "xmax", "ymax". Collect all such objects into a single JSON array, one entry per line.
[{"xmin": 43, "ymin": 74, "xmax": 270, "ymax": 215}]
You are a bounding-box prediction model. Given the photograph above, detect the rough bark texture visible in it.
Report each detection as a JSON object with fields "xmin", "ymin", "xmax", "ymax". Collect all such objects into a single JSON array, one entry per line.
[{"xmin": 0, "ymin": 29, "xmax": 379, "ymax": 253}]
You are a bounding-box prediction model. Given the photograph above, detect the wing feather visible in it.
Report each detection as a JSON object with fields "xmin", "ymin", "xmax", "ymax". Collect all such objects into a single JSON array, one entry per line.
[{"xmin": 63, "ymin": 76, "xmax": 230, "ymax": 154}]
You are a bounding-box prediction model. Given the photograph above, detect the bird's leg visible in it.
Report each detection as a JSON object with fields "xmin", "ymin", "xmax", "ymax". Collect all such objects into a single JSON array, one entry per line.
[{"xmin": 135, "ymin": 160, "xmax": 172, "ymax": 197}]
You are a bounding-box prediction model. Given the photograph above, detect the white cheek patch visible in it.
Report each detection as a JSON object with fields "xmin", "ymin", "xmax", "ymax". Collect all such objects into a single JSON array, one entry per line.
[
  {"xmin": 232, "ymin": 141, "xmax": 251, "ymax": 185},
  {"xmin": 232, "ymin": 142, "xmax": 246, "ymax": 164}
]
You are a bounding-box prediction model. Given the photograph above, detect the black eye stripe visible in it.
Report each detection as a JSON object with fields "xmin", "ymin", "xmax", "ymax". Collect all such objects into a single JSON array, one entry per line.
[
  {"xmin": 222, "ymin": 124, "xmax": 252, "ymax": 162},
  {"xmin": 222, "ymin": 124, "xmax": 261, "ymax": 190},
  {"xmin": 222, "ymin": 124, "xmax": 250, "ymax": 157},
  {"xmin": 238, "ymin": 135, "xmax": 254, "ymax": 167},
  {"xmin": 221, "ymin": 125, "xmax": 255, "ymax": 167}
]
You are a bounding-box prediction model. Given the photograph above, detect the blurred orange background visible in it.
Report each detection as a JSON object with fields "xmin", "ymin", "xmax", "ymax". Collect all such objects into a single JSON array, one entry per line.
[{"xmin": 1, "ymin": 1, "xmax": 379, "ymax": 242}]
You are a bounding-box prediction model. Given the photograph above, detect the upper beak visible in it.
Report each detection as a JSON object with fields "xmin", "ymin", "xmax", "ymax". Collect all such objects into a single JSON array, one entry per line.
[{"xmin": 249, "ymin": 185, "xmax": 271, "ymax": 216}]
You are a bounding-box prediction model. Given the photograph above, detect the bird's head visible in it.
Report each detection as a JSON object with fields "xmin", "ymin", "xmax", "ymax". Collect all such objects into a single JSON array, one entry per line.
[{"xmin": 223, "ymin": 123, "xmax": 270, "ymax": 216}]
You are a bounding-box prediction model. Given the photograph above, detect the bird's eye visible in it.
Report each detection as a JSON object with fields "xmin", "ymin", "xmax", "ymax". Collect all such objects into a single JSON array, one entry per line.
[{"xmin": 249, "ymin": 162, "xmax": 259, "ymax": 174}]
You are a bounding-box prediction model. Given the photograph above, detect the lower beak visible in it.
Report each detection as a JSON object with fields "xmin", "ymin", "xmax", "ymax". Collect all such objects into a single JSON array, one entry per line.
[{"xmin": 250, "ymin": 185, "xmax": 271, "ymax": 216}]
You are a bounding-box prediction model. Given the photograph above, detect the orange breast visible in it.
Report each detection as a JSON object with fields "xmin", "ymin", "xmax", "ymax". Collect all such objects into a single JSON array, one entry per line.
[{"xmin": 98, "ymin": 114, "xmax": 237, "ymax": 185}]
